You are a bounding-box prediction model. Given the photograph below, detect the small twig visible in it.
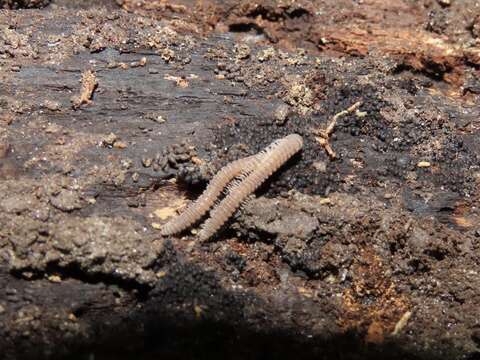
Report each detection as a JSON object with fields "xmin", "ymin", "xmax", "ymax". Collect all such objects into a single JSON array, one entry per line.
[
  {"xmin": 315, "ymin": 136, "xmax": 336, "ymax": 159},
  {"xmin": 391, "ymin": 310, "xmax": 413, "ymax": 336},
  {"xmin": 312, "ymin": 101, "xmax": 362, "ymax": 159}
]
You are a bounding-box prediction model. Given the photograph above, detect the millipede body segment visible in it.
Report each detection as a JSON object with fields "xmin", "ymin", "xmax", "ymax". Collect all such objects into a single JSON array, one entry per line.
[
  {"xmin": 160, "ymin": 154, "xmax": 261, "ymax": 236},
  {"xmin": 161, "ymin": 134, "xmax": 303, "ymax": 241}
]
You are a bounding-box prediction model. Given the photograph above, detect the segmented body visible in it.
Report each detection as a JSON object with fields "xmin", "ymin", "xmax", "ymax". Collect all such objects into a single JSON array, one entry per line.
[
  {"xmin": 162, "ymin": 134, "xmax": 303, "ymax": 240},
  {"xmin": 160, "ymin": 155, "xmax": 261, "ymax": 236},
  {"xmin": 198, "ymin": 134, "xmax": 303, "ymax": 241}
]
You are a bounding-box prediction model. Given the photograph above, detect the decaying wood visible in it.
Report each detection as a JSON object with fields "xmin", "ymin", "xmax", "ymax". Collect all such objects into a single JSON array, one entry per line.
[{"xmin": 1, "ymin": 1, "xmax": 480, "ymax": 360}]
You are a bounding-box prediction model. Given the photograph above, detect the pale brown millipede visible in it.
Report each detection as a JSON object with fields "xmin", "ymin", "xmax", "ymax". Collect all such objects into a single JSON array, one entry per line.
[
  {"xmin": 161, "ymin": 134, "xmax": 303, "ymax": 241},
  {"xmin": 160, "ymin": 154, "xmax": 261, "ymax": 236}
]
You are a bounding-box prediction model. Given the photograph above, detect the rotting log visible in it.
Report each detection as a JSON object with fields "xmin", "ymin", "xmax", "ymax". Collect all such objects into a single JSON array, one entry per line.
[{"xmin": 1, "ymin": 1, "xmax": 480, "ymax": 360}]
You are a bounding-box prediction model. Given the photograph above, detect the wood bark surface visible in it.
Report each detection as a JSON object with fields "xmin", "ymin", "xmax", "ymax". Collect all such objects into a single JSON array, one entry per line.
[{"xmin": 1, "ymin": 1, "xmax": 480, "ymax": 359}]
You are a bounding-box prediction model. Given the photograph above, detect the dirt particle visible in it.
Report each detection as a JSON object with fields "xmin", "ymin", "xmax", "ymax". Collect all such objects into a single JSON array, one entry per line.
[
  {"xmin": 108, "ymin": 61, "xmax": 130, "ymax": 70},
  {"xmin": 42, "ymin": 100, "xmax": 61, "ymax": 111},
  {"xmin": 113, "ymin": 141, "xmax": 128, "ymax": 149},
  {"xmin": 319, "ymin": 198, "xmax": 331, "ymax": 205},
  {"xmin": 102, "ymin": 133, "xmax": 118, "ymax": 147},
  {"xmin": 89, "ymin": 37, "xmax": 106, "ymax": 53},
  {"xmin": 47, "ymin": 275, "xmax": 61, "ymax": 283},
  {"xmin": 131, "ymin": 172, "xmax": 140, "ymax": 182},
  {"xmin": 234, "ymin": 43, "xmax": 251, "ymax": 60},
  {"xmin": 142, "ymin": 157, "xmax": 153, "ymax": 167},
  {"xmin": 240, "ymin": 197, "xmax": 319, "ymax": 239},
  {"xmin": 44, "ymin": 123, "xmax": 61, "ymax": 134},
  {"xmin": 156, "ymin": 270, "xmax": 167, "ymax": 278},
  {"xmin": 312, "ymin": 161, "xmax": 327, "ymax": 172},
  {"xmin": 194, "ymin": 304, "xmax": 204, "ymax": 319},
  {"xmin": 151, "ymin": 223, "xmax": 162, "ymax": 230},
  {"xmin": 71, "ymin": 69, "xmax": 98, "ymax": 110},
  {"xmin": 32, "ymin": 206, "xmax": 49, "ymax": 221},
  {"xmin": 470, "ymin": 15, "xmax": 480, "ymax": 38},
  {"xmin": 257, "ymin": 47, "xmax": 276, "ymax": 62},
  {"xmin": 0, "ymin": 194, "xmax": 33, "ymax": 214},
  {"xmin": 417, "ymin": 161, "xmax": 431, "ymax": 168},
  {"xmin": 1, "ymin": 113, "xmax": 14, "ymax": 125},
  {"xmin": 160, "ymin": 47, "xmax": 175, "ymax": 62},
  {"xmin": 145, "ymin": 112, "xmax": 166, "ymax": 123},
  {"xmin": 274, "ymin": 103, "xmax": 290, "ymax": 125},
  {"xmin": 120, "ymin": 159, "xmax": 132, "ymax": 169},
  {"xmin": 437, "ymin": 0, "xmax": 451, "ymax": 6},
  {"xmin": 283, "ymin": 80, "xmax": 315, "ymax": 115},
  {"xmin": 154, "ymin": 199, "xmax": 186, "ymax": 220},
  {"xmin": 49, "ymin": 190, "xmax": 83, "ymax": 212},
  {"xmin": 164, "ymin": 74, "xmax": 189, "ymax": 88},
  {"xmin": 130, "ymin": 56, "xmax": 147, "ymax": 68}
]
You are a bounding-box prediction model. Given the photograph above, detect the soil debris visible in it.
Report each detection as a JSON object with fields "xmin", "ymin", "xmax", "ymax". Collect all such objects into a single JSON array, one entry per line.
[
  {"xmin": 1, "ymin": 1, "xmax": 480, "ymax": 359},
  {"xmin": 71, "ymin": 69, "xmax": 98, "ymax": 109}
]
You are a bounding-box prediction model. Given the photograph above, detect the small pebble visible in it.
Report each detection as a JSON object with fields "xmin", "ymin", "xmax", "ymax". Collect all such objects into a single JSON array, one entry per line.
[
  {"xmin": 274, "ymin": 104, "xmax": 290, "ymax": 125},
  {"xmin": 234, "ymin": 44, "xmax": 251, "ymax": 59},
  {"xmin": 103, "ymin": 133, "xmax": 117, "ymax": 146},
  {"xmin": 48, "ymin": 275, "xmax": 62, "ymax": 283},
  {"xmin": 312, "ymin": 161, "xmax": 327, "ymax": 172},
  {"xmin": 142, "ymin": 157, "xmax": 153, "ymax": 167},
  {"xmin": 155, "ymin": 115, "xmax": 166, "ymax": 123},
  {"xmin": 131, "ymin": 172, "xmax": 140, "ymax": 182},
  {"xmin": 45, "ymin": 123, "xmax": 61, "ymax": 133},
  {"xmin": 120, "ymin": 159, "xmax": 132, "ymax": 169},
  {"xmin": 319, "ymin": 198, "xmax": 331, "ymax": 205},
  {"xmin": 113, "ymin": 141, "xmax": 128, "ymax": 149},
  {"xmin": 355, "ymin": 110, "xmax": 367, "ymax": 117},
  {"xmin": 43, "ymin": 100, "xmax": 61, "ymax": 111},
  {"xmin": 151, "ymin": 223, "xmax": 162, "ymax": 230},
  {"xmin": 257, "ymin": 47, "xmax": 276, "ymax": 62},
  {"xmin": 156, "ymin": 271, "xmax": 167, "ymax": 278},
  {"xmin": 324, "ymin": 274, "xmax": 336, "ymax": 284},
  {"xmin": 417, "ymin": 161, "xmax": 431, "ymax": 168}
]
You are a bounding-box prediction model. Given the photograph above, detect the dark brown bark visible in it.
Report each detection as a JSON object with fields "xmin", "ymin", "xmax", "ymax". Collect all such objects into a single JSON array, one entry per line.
[{"xmin": 1, "ymin": 1, "xmax": 480, "ymax": 359}]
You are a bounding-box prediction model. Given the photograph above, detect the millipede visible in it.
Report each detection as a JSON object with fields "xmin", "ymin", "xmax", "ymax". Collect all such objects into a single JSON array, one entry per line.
[{"xmin": 161, "ymin": 134, "xmax": 304, "ymax": 241}]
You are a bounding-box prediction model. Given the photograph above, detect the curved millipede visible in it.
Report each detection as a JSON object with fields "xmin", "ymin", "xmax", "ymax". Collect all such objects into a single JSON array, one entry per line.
[
  {"xmin": 160, "ymin": 154, "xmax": 262, "ymax": 236},
  {"xmin": 162, "ymin": 134, "xmax": 303, "ymax": 241}
]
